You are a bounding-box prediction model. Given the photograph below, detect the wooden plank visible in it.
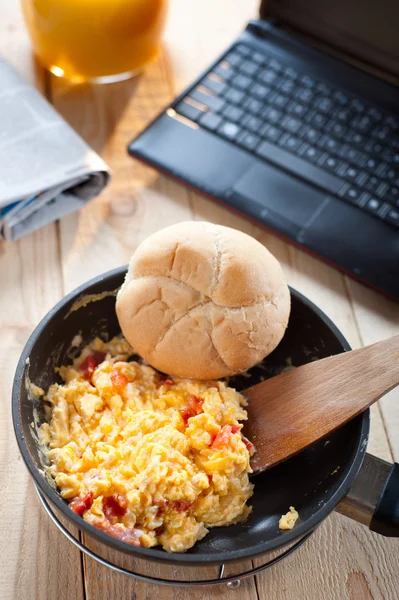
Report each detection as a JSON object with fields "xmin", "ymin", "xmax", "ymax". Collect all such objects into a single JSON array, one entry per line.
[
  {"xmin": 347, "ymin": 281, "xmax": 399, "ymax": 461},
  {"xmin": 0, "ymin": 3, "xmax": 85, "ymax": 599},
  {"xmin": 0, "ymin": 222, "xmax": 85, "ymax": 600},
  {"xmin": 255, "ymin": 514, "xmax": 399, "ymax": 600}
]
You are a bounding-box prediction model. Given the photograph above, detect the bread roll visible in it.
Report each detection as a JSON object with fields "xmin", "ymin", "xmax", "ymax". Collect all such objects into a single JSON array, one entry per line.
[{"xmin": 116, "ymin": 222, "xmax": 290, "ymax": 379}]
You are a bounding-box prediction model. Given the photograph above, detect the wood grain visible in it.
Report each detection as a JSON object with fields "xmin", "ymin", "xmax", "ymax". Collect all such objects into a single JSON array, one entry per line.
[
  {"xmin": 246, "ymin": 335, "xmax": 399, "ymax": 471},
  {"xmin": 1, "ymin": 0, "xmax": 398, "ymax": 598},
  {"xmin": 0, "ymin": 3, "xmax": 84, "ymax": 599}
]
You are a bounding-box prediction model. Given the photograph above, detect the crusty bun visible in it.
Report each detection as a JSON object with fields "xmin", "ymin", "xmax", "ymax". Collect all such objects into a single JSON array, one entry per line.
[{"xmin": 116, "ymin": 222, "xmax": 290, "ymax": 379}]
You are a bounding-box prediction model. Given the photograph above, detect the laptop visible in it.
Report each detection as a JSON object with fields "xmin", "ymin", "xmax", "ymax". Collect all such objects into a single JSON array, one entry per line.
[{"xmin": 128, "ymin": 0, "xmax": 399, "ymax": 301}]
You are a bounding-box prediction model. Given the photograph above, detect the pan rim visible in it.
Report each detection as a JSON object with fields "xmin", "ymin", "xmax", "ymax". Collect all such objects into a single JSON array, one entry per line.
[{"xmin": 12, "ymin": 266, "xmax": 370, "ymax": 565}]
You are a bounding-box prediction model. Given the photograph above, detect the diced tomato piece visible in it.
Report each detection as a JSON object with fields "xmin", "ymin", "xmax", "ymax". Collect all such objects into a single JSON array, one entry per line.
[
  {"xmin": 172, "ymin": 500, "xmax": 193, "ymax": 512},
  {"xmin": 69, "ymin": 491, "xmax": 93, "ymax": 516},
  {"xmin": 158, "ymin": 375, "xmax": 174, "ymax": 386},
  {"xmin": 110, "ymin": 370, "xmax": 129, "ymax": 391},
  {"xmin": 154, "ymin": 498, "xmax": 169, "ymax": 514},
  {"xmin": 99, "ymin": 521, "xmax": 141, "ymax": 546},
  {"xmin": 180, "ymin": 395, "xmax": 204, "ymax": 424},
  {"xmin": 242, "ymin": 436, "xmax": 254, "ymax": 452},
  {"xmin": 79, "ymin": 351, "xmax": 106, "ymax": 378},
  {"xmin": 231, "ymin": 425, "xmax": 241, "ymax": 434},
  {"xmin": 211, "ymin": 425, "xmax": 234, "ymax": 449},
  {"xmin": 103, "ymin": 495, "xmax": 128, "ymax": 521}
]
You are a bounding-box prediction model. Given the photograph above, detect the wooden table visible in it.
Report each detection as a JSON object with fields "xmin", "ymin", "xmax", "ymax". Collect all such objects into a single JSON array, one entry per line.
[{"xmin": 1, "ymin": 2, "xmax": 398, "ymax": 598}]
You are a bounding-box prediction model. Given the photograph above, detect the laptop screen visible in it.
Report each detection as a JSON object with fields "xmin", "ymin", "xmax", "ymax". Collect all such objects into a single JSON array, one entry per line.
[{"xmin": 263, "ymin": 0, "xmax": 399, "ymax": 78}]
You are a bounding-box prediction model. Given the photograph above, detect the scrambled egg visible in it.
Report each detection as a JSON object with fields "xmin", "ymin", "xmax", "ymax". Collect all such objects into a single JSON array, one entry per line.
[
  {"xmin": 39, "ymin": 337, "xmax": 255, "ymax": 552},
  {"xmin": 279, "ymin": 506, "xmax": 299, "ymax": 530}
]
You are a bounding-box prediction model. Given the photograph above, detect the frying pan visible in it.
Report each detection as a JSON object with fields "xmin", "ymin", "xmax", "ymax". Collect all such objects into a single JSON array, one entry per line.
[{"xmin": 12, "ymin": 266, "xmax": 399, "ymax": 567}]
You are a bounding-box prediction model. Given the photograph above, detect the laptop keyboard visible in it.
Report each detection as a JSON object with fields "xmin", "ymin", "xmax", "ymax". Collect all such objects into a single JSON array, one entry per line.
[{"xmin": 174, "ymin": 43, "xmax": 399, "ymax": 229}]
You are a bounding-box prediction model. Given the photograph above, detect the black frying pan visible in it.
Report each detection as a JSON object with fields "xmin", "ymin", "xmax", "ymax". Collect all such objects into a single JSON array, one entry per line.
[{"xmin": 12, "ymin": 267, "xmax": 399, "ymax": 566}]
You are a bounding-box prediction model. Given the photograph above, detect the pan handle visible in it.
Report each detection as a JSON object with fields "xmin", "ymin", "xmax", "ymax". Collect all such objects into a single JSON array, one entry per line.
[{"xmin": 335, "ymin": 453, "xmax": 399, "ymax": 537}]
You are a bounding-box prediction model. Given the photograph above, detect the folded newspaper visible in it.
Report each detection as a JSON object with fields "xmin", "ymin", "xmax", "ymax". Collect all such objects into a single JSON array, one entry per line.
[{"xmin": 0, "ymin": 57, "xmax": 110, "ymax": 241}]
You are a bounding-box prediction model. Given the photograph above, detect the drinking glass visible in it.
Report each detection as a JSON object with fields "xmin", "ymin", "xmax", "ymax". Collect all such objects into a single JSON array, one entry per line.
[{"xmin": 21, "ymin": 0, "xmax": 168, "ymax": 83}]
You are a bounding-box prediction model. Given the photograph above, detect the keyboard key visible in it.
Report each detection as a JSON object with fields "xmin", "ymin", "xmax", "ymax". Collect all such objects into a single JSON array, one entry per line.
[
  {"xmin": 393, "ymin": 153, "xmax": 399, "ymax": 164},
  {"xmin": 383, "ymin": 208, "xmax": 399, "ymax": 227},
  {"xmin": 269, "ymin": 58, "xmax": 283, "ymax": 71},
  {"xmin": 376, "ymin": 162, "xmax": 392, "ymax": 179},
  {"xmin": 279, "ymin": 134, "xmax": 302, "ymax": 153},
  {"xmin": 263, "ymin": 107, "xmax": 283, "ymax": 124},
  {"xmin": 364, "ymin": 140, "xmax": 384, "ymax": 154},
  {"xmin": 299, "ymin": 145, "xmax": 321, "ymax": 162},
  {"xmin": 351, "ymin": 99, "xmax": 366, "ymax": 113},
  {"xmin": 334, "ymin": 91, "xmax": 350, "ymax": 105},
  {"xmin": 362, "ymin": 175, "xmax": 380, "ymax": 192},
  {"xmin": 176, "ymin": 101, "xmax": 204, "ymax": 122},
  {"xmin": 351, "ymin": 115, "xmax": 373, "ymax": 133},
  {"xmin": 189, "ymin": 88, "xmax": 225, "ymax": 112},
  {"xmin": 305, "ymin": 111, "xmax": 327, "ymax": 128},
  {"xmin": 346, "ymin": 131, "xmax": 365, "ymax": 145},
  {"xmin": 335, "ymin": 108, "xmax": 352, "ymax": 122},
  {"xmin": 325, "ymin": 121, "xmax": 347, "ymax": 139},
  {"xmin": 251, "ymin": 83, "xmax": 271, "ymax": 100},
  {"xmin": 297, "ymin": 88, "xmax": 313, "ymax": 103},
  {"xmin": 283, "ymin": 67, "xmax": 297, "ymax": 79},
  {"xmin": 257, "ymin": 69, "xmax": 278, "ymax": 85},
  {"xmin": 252, "ymin": 52, "xmax": 266, "ymax": 64},
  {"xmin": 300, "ymin": 126, "xmax": 320, "ymax": 143},
  {"xmin": 199, "ymin": 111, "xmax": 223, "ymax": 131},
  {"xmin": 384, "ymin": 115, "xmax": 399, "ymax": 130},
  {"xmin": 235, "ymin": 45, "xmax": 251, "ymax": 56},
  {"xmin": 386, "ymin": 186, "xmax": 399, "ymax": 206},
  {"xmin": 339, "ymin": 184, "xmax": 361, "ymax": 204},
  {"xmin": 319, "ymin": 136, "xmax": 340, "ymax": 154},
  {"xmin": 244, "ymin": 98, "xmax": 263, "ymax": 115},
  {"xmin": 287, "ymin": 102, "xmax": 307, "ymax": 117},
  {"xmin": 270, "ymin": 93, "xmax": 289, "ymax": 109},
  {"xmin": 261, "ymin": 125, "xmax": 283, "ymax": 143},
  {"xmin": 224, "ymin": 52, "xmax": 242, "ymax": 68},
  {"xmin": 367, "ymin": 107, "xmax": 383, "ymax": 121},
  {"xmin": 255, "ymin": 140, "xmax": 342, "ymax": 193},
  {"xmin": 365, "ymin": 158, "xmax": 377, "ymax": 171},
  {"xmin": 364, "ymin": 197, "xmax": 382, "ymax": 215},
  {"xmin": 384, "ymin": 167, "xmax": 398, "ymax": 181},
  {"xmin": 202, "ymin": 76, "xmax": 227, "ymax": 95},
  {"xmin": 232, "ymin": 73, "xmax": 252, "ymax": 90},
  {"xmin": 213, "ymin": 63, "xmax": 234, "ymax": 81},
  {"xmin": 223, "ymin": 88, "xmax": 245, "ymax": 104},
  {"xmin": 281, "ymin": 116, "xmax": 302, "ymax": 134},
  {"xmin": 244, "ymin": 115, "xmax": 263, "ymax": 133},
  {"xmin": 237, "ymin": 131, "xmax": 261, "ymax": 151},
  {"xmin": 223, "ymin": 105, "xmax": 245, "ymax": 122},
  {"xmin": 218, "ymin": 121, "xmax": 241, "ymax": 140},
  {"xmin": 340, "ymin": 165, "xmax": 359, "ymax": 180},
  {"xmin": 371, "ymin": 126, "xmax": 391, "ymax": 141},
  {"xmin": 299, "ymin": 75, "xmax": 315, "ymax": 88},
  {"xmin": 341, "ymin": 147, "xmax": 366, "ymax": 168},
  {"xmin": 239, "ymin": 60, "xmax": 259, "ymax": 77},
  {"xmin": 277, "ymin": 79, "xmax": 296, "ymax": 94},
  {"xmin": 314, "ymin": 96, "xmax": 334, "ymax": 113},
  {"xmin": 375, "ymin": 182, "xmax": 389, "ymax": 199},
  {"xmin": 318, "ymin": 154, "xmax": 341, "ymax": 173}
]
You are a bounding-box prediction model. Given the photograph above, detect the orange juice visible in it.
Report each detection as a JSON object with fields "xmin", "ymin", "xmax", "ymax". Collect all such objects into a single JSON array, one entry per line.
[{"xmin": 21, "ymin": 0, "xmax": 168, "ymax": 82}]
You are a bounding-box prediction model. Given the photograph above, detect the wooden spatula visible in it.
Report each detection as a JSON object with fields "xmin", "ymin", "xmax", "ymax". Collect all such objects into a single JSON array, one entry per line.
[{"xmin": 244, "ymin": 335, "xmax": 399, "ymax": 474}]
